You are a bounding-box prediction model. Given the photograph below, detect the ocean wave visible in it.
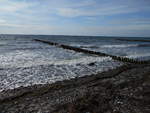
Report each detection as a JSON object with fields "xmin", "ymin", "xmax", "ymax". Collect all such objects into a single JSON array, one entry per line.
[
  {"xmin": 70, "ymin": 44, "xmax": 99, "ymax": 49},
  {"xmin": 0, "ymin": 57, "xmax": 122, "ymax": 92},
  {"xmin": 127, "ymin": 53, "xmax": 150, "ymax": 59},
  {"xmin": 0, "ymin": 47, "xmax": 51, "ymax": 51},
  {"xmin": 49, "ymin": 56, "xmax": 112, "ymax": 65},
  {"xmin": 0, "ymin": 55, "xmax": 112, "ymax": 68},
  {"xmin": 0, "ymin": 41, "xmax": 7, "ymax": 45},
  {"xmin": 79, "ymin": 45, "xmax": 99, "ymax": 49},
  {"xmin": 101, "ymin": 44, "xmax": 138, "ymax": 48},
  {"xmin": 137, "ymin": 44, "xmax": 150, "ymax": 47}
]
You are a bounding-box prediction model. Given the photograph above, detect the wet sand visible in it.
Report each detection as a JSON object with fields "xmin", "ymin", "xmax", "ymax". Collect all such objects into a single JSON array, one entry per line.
[{"xmin": 0, "ymin": 63, "xmax": 150, "ymax": 113}]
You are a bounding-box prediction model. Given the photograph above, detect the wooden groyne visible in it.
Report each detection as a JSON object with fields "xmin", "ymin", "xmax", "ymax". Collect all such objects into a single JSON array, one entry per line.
[{"xmin": 34, "ymin": 39, "xmax": 150, "ymax": 64}]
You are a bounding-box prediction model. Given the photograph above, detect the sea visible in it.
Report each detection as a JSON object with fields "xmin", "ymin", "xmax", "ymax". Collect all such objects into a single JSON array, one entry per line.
[{"xmin": 0, "ymin": 34, "xmax": 150, "ymax": 91}]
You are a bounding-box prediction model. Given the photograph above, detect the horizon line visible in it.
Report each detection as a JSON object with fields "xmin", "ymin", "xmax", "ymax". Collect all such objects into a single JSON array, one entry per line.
[{"xmin": 0, "ymin": 33, "xmax": 150, "ymax": 38}]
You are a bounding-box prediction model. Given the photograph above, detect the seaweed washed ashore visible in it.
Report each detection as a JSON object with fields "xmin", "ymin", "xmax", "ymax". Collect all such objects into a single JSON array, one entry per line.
[{"xmin": 0, "ymin": 63, "xmax": 150, "ymax": 113}]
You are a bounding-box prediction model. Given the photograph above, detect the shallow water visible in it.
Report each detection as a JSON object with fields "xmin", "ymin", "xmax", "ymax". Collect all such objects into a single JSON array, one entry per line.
[
  {"xmin": 0, "ymin": 35, "xmax": 150, "ymax": 91},
  {"xmin": 40, "ymin": 35, "xmax": 150, "ymax": 60},
  {"xmin": 0, "ymin": 35, "xmax": 123, "ymax": 91}
]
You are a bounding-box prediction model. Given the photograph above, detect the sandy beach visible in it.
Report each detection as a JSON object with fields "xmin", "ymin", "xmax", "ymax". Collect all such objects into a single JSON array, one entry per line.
[
  {"xmin": 0, "ymin": 63, "xmax": 150, "ymax": 113},
  {"xmin": 0, "ymin": 35, "xmax": 150, "ymax": 113},
  {"xmin": 0, "ymin": 0, "xmax": 150, "ymax": 112}
]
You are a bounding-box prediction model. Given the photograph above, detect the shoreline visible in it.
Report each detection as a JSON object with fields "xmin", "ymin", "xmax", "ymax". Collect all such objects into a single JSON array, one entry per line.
[
  {"xmin": 0, "ymin": 37, "xmax": 150, "ymax": 112},
  {"xmin": 0, "ymin": 63, "xmax": 150, "ymax": 113}
]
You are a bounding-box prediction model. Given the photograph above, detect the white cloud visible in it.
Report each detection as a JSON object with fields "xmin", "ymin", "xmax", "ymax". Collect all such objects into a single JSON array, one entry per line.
[
  {"xmin": 0, "ymin": 22, "xmax": 150, "ymax": 37},
  {"xmin": 0, "ymin": 0, "xmax": 51, "ymax": 27},
  {"xmin": 0, "ymin": 0, "xmax": 31, "ymax": 13},
  {"xmin": 109, "ymin": 18, "xmax": 150, "ymax": 25},
  {"xmin": 56, "ymin": 5, "xmax": 133, "ymax": 17},
  {"xmin": 0, "ymin": 19, "xmax": 6, "ymax": 23},
  {"xmin": 56, "ymin": 0, "xmax": 150, "ymax": 17},
  {"xmin": 0, "ymin": 0, "xmax": 150, "ymax": 36}
]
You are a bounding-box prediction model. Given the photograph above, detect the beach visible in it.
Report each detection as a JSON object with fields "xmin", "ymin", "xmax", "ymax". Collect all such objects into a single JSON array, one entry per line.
[
  {"xmin": 0, "ymin": 0, "xmax": 150, "ymax": 112},
  {"xmin": 0, "ymin": 35, "xmax": 150, "ymax": 113},
  {"xmin": 0, "ymin": 63, "xmax": 150, "ymax": 113}
]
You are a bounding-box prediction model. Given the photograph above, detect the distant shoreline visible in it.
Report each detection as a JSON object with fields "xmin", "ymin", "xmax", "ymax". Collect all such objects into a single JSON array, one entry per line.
[{"xmin": 0, "ymin": 34, "xmax": 150, "ymax": 38}]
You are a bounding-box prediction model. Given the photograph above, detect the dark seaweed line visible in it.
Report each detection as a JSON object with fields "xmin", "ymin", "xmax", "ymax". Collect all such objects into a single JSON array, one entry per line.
[{"xmin": 34, "ymin": 39, "xmax": 150, "ymax": 64}]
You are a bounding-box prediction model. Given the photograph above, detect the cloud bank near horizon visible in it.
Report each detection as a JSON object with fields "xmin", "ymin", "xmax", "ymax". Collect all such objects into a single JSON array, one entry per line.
[{"xmin": 0, "ymin": 0, "xmax": 150, "ymax": 37}]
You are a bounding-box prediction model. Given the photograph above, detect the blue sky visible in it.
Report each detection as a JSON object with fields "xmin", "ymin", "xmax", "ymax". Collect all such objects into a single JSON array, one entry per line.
[{"xmin": 0, "ymin": 0, "xmax": 150, "ymax": 37}]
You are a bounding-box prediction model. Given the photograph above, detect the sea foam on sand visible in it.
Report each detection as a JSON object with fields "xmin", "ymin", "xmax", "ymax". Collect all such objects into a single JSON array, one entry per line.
[{"xmin": 0, "ymin": 56, "xmax": 122, "ymax": 92}]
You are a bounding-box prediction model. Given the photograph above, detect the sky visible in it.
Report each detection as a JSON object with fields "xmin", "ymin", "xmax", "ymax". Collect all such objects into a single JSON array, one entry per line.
[{"xmin": 0, "ymin": 0, "xmax": 150, "ymax": 37}]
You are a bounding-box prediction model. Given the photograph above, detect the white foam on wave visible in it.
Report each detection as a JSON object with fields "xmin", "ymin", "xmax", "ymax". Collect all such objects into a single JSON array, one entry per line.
[
  {"xmin": 0, "ymin": 57, "xmax": 122, "ymax": 92},
  {"xmin": 0, "ymin": 49, "xmax": 112, "ymax": 68},
  {"xmin": 0, "ymin": 41, "xmax": 7, "ymax": 45},
  {"xmin": 0, "ymin": 37, "xmax": 125, "ymax": 92},
  {"xmin": 127, "ymin": 53, "xmax": 150, "ymax": 59},
  {"xmin": 70, "ymin": 43, "xmax": 81, "ymax": 46},
  {"xmin": 52, "ymin": 56, "xmax": 112, "ymax": 65},
  {"xmin": 0, "ymin": 49, "xmax": 83, "ymax": 68},
  {"xmin": 101, "ymin": 44, "xmax": 138, "ymax": 48}
]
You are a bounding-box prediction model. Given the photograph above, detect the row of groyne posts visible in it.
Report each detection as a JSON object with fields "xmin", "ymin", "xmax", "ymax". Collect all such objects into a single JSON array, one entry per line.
[{"xmin": 34, "ymin": 39, "xmax": 150, "ymax": 64}]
